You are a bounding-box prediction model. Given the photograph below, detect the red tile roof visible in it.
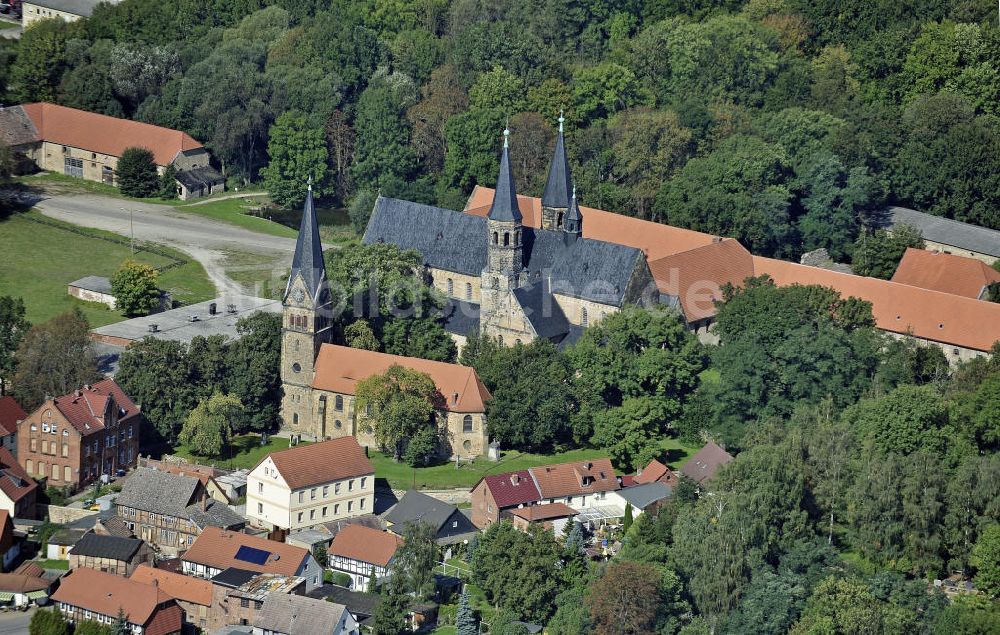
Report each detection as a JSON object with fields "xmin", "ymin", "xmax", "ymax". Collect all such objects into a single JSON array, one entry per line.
[
  {"xmin": 680, "ymin": 442, "xmax": 733, "ymax": 485},
  {"xmin": 328, "ymin": 524, "xmax": 401, "ymax": 568},
  {"xmin": 529, "ymin": 458, "xmax": 619, "ymax": 499},
  {"xmin": 0, "ymin": 511, "xmax": 12, "ymax": 554},
  {"xmin": 181, "ymin": 527, "xmax": 309, "ymax": 576},
  {"xmin": 465, "ymin": 186, "xmax": 718, "ymax": 261},
  {"xmin": 891, "ymin": 248, "xmax": 1000, "ymax": 299},
  {"xmin": 131, "ymin": 564, "xmax": 213, "ymax": 607},
  {"xmin": 509, "ymin": 502, "xmax": 577, "ymax": 522},
  {"xmin": 258, "ymin": 437, "xmax": 373, "ymax": 491},
  {"xmin": 0, "ymin": 572, "xmax": 49, "ymax": 594},
  {"xmin": 0, "ymin": 447, "xmax": 36, "ymax": 505},
  {"xmin": 52, "ymin": 568, "xmax": 181, "ymax": 634},
  {"xmin": 312, "ymin": 344, "xmax": 491, "ymax": 413},
  {"xmin": 634, "ymin": 459, "xmax": 680, "ymax": 489},
  {"xmin": 476, "ymin": 470, "xmax": 541, "ymax": 509},
  {"xmin": 20, "ymin": 102, "xmax": 203, "ymax": 166},
  {"xmin": 0, "ymin": 397, "xmax": 26, "ymax": 437},
  {"xmin": 648, "ymin": 239, "xmax": 755, "ymax": 321},
  {"xmin": 50, "ymin": 379, "xmax": 139, "ymax": 435}
]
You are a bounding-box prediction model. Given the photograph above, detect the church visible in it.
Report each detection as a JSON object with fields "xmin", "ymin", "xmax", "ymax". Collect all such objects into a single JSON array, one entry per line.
[{"xmin": 364, "ymin": 117, "xmax": 657, "ymax": 349}]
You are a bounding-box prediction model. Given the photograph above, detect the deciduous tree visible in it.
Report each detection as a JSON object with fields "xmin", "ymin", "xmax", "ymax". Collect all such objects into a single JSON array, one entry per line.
[
  {"xmin": 588, "ymin": 560, "xmax": 661, "ymax": 635},
  {"xmin": 13, "ymin": 308, "xmax": 96, "ymax": 411},
  {"xmin": 355, "ymin": 365, "xmax": 436, "ymax": 460},
  {"xmin": 179, "ymin": 392, "xmax": 242, "ymax": 457},
  {"xmin": 261, "ymin": 112, "xmax": 329, "ymax": 209},
  {"xmin": 0, "ymin": 296, "xmax": 29, "ymax": 396},
  {"xmin": 117, "ymin": 147, "xmax": 160, "ymax": 198},
  {"xmin": 111, "ymin": 259, "xmax": 161, "ymax": 317}
]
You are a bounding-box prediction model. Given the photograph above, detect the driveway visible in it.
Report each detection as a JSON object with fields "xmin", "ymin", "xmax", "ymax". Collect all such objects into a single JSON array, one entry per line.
[
  {"xmin": 32, "ymin": 193, "xmax": 302, "ymax": 294},
  {"xmin": 0, "ymin": 607, "xmax": 34, "ymax": 633}
]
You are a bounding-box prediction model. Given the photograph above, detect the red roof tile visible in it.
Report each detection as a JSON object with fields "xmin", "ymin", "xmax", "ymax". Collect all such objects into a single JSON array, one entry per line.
[
  {"xmin": 509, "ymin": 502, "xmax": 577, "ymax": 522},
  {"xmin": 131, "ymin": 564, "xmax": 213, "ymax": 607},
  {"xmin": 680, "ymin": 442, "xmax": 733, "ymax": 485},
  {"xmin": 21, "ymin": 102, "xmax": 202, "ymax": 166},
  {"xmin": 529, "ymin": 458, "xmax": 619, "ymax": 499},
  {"xmin": 328, "ymin": 524, "xmax": 401, "ymax": 568},
  {"xmin": 258, "ymin": 437, "xmax": 373, "ymax": 491},
  {"xmin": 648, "ymin": 239, "xmax": 755, "ymax": 321},
  {"xmin": 477, "ymin": 470, "xmax": 541, "ymax": 509},
  {"xmin": 181, "ymin": 527, "xmax": 309, "ymax": 576},
  {"xmin": 0, "ymin": 511, "xmax": 12, "ymax": 554},
  {"xmin": 52, "ymin": 568, "xmax": 180, "ymax": 632},
  {"xmin": 0, "ymin": 397, "xmax": 26, "ymax": 437},
  {"xmin": 891, "ymin": 248, "xmax": 1000, "ymax": 299},
  {"xmin": 50, "ymin": 379, "xmax": 139, "ymax": 436},
  {"xmin": 0, "ymin": 447, "xmax": 36, "ymax": 505}
]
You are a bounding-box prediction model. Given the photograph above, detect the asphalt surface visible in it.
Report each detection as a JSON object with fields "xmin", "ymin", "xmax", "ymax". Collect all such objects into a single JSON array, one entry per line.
[
  {"xmin": 0, "ymin": 607, "xmax": 33, "ymax": 633},
  {"xmin": 33, "ymin": 193, "xmax": 300, "ymax": 294}
]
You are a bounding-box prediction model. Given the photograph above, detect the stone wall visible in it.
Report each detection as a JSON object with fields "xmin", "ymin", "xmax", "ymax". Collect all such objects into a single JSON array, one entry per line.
[{"xmin": 41, "ymin": 504, "xmax": 98, "ymax": 525}]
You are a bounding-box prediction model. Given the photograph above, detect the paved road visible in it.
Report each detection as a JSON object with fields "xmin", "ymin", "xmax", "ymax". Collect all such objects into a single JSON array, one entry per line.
[
  {"xmin": 33, "ymin": 194, "xmax": 300, "ymax": 294},
  {"xmin": 0, "ymin": 607, "xmax": 33, "ymax": 633}
]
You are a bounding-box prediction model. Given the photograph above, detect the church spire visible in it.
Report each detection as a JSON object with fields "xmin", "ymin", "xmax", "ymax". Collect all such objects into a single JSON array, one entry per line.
[
  {"xmin": 563, "ymin": 185, "xmax": 583, "ymax": 245},
  {"xmin": 285, "ymin": 178, "xmax": 327, "ymax": 302},
  {"xmin": 488, "ymin": 126, "xmax": 522, "ymax": 223},
  {"xmin": 542, "ymin": 110, "xmax": 572, "ymax": 212}
]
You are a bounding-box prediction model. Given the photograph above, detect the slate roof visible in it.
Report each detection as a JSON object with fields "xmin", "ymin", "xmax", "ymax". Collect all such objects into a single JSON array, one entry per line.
[
  {"xmin": 488, "ymin": 135, "xmax": 522, "ymax": 223},
  {"xmin": 187, "ymin": 498, "xmax": 246, "ymax": 531},
  {"xmin": 210, "ymin": 567, "xmax": 260, "ymax": 589},
  {"xmin": 20, "ymin": 0, "xmax": 103, "ymax": 18},
  {"xmin": 253, "ymin": 593, "xmax": 351, "ymax": 635},
  {"xmin": 365, "ymin": 198, "xmax": 641, "ymax": 306},
  {"xmin": 888, "ymin": 206, "xmax": 1000, "ymax": 258},
  {"xmin": 115, "ymin": 468, "xmax": 200, "ymax": 517},
  {"xmin": 0, "ymin": 106, "xmax": 40, "ymax": 147},
  {"xmin": 383, "ymin": 490, "xmax": 478, "ymax": 543},
  {"xmin": 0, "ymin": 397, "xmax": 25, "ymax": 437},
  {"xmin": 680, "ymin": 442, "xmax": 733, "ymax": 485},
  {"xmin": 175, "ymin": 166, "xmax": 225, "ymax": 190},
  {"xmin": 512, "ymin": 282, "xmax": 572, "ymax": 340},
  {"xmin": 542, "ymin": 127, "xmax": 572, "ymax": 209},
  {"xmin": 616, "ymin": 482, "xmax": 671, "ymax": 509},
  {"xmin": 68, "ymin": 531, "xmax": 144, "ymax": 561},
  {"xmin": 441, "ymin": 299, "xmax": 481, "ymax": 338},
  {"xmin": 68, "ymin": 275, "xmax": 112, "ymax": 295},
  {"xmin": 0, "ymin": 447, "xmax": 36, "ymax": 505},
  {"xmin": 49, "ymin": 528, "xmax": 87, "ymax": 547},
  {"xmin": 286, "ymin": 186, "xmax": 329, "ymax": 304},
  {"xmin": 307, "ymin": 585, "xmax": 378, "ymax": 618}
]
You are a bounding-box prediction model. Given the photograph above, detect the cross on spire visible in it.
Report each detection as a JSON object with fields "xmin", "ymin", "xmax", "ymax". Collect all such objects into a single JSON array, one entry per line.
[
  {"xmin": 307, "ymin": 175, "xmax": 313, "ymax": 191},
  {"xmin": 503, "ymin": 124, "xmax": 510, "ymax": 148},
  {"xmin": 558, "ymin": 109, "xmax": 565, "ymax": 133}
]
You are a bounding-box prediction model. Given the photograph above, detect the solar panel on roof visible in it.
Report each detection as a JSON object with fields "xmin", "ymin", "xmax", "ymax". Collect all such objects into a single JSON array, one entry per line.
[{"xmin": 234, "ymin": 545, "xmax": 271, "ymax": 566}]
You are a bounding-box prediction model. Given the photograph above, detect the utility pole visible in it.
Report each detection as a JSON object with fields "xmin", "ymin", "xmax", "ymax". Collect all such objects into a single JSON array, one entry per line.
[{"xmin": 122, "ymin": 207, "xmax": 134, "ymax": 255}]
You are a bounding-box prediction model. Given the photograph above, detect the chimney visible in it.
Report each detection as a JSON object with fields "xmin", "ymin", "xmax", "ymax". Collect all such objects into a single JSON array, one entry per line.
[
  {"xmin": 209, "ymin": 302, "xmax": 217, "ymax": 315},
  {"xmin": 151, "ymin": 578, "xmax": 159, "ymax": 588},
  {"xmin": 149, "ymin": 324, "xmax": 159, "ymax": 333},
  {"xmin": 584, "ymin": 462, "xmax": 592, "ymax": 470},
  {"xmin": 452, "ymin": 392, "xmax": 459, "ymax": 405},
  {"xmin": 511, "ymin": 474, "xmax": 519, "ymax": 485}
]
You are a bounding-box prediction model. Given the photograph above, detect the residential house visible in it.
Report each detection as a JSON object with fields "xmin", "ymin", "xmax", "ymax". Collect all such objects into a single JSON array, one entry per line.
[
  {"xmin": 252, "ymin": 593, "xmax": 358, "ymax": 635},
  {"xmin": 0, "ymin": 396, "xmax": 25, "ymax": 456},
  {"xmin": 0, "ymin": 447, "xmax": 36, "ymax": 519},
  {"xmin": 0, "ymin": 511, "xmax": 19, "ymax": 571},
  {"xmin": 470, "ymin": 470, "xmax": 541, "ymax": 529},
  {"xmin": 20, "ymin": 0, "xmax": 114, "ymax": 27},
  {"xmin": 131, "ymin": 564, "xmax": 214, "ymax": 632},
  {"xmin": 138, "ymin": 456, "xmax": 237, "ymax": 504},
  {"xmin": 307, "ymin": 586, "xmax": 377, "ymax": 630},
  {"xmin": 94, "ymin": 516, "xmax": 135, "ymax": 539},
  {"xmin": 887, "ymin": 206, "xmax": 1000, "ymax": 264},
  {"xmin": 608, "ymin": 482, "xmax": 672, "ymax": 518},
  {"xmin": 891, "ymin": 248, "xmax": 1000, "ymax": 300},
  {"xmin": 181, "ymin": 526, "xmax": 323, "ymax": 592},
  {"xmin": 47, "ymin": 528, "xmax": 87, "ymax": 560},
  {"xmin": 17, "ymin": 379, "xmax": 141, "ymax": 491},
  {"xmin": 246, "ymin": 437, "xmax": 374, "ymax": 535},
  {"xmin": 509, "ymin": 503, "xmax": 578, "ymax": 535},
  {"xmin": 53, "ymin": 567, "xmax": 183, "ymax": 634},
  {"xmin": 208, "ymin": 569, "xmax": 306, "ymax": 631},
  {"xmin": 680, "ymin": 442, "xmax": 734, "ymax": 486},
  {"xmin": 285, "ymin": 526, "xmax": 334, "ymax": 552},
  {"xmin": 382, "ymin": 490, "xmax": 478, "ymax": 546},
  {"xmin": 633, "ymin": 459, "xmax": 680, "ymax": 490},
  {"xmin": 328, "ymin": 524, "xmax": 401, "ymax": 591},
  {"xmin": 114, "ymin": 467, "xmax": 245, "ymax": 555},
  {"xmin": 67, "ymin": 531, "xmax": 153, "ymax": 576},
  {"xmin": 0, "ymin": 567, "xmax": 51, "ymax": 608},
  {"xmin": 0, "ymin": 102, "xmax": 224, "ymax": 199}
]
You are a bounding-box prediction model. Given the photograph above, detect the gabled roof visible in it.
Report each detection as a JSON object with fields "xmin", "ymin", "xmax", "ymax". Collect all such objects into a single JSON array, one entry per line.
[
  {"xmin": 68, "ymin": 531, "xmax": 144, "ymax": 561},
  {"xmin": 311, "ymin": 344, "xmax": 491, "ymax": 414},
  {"xmin": 182, "ymin": 527, "xmax": 309, "ymax": 577},
  {"xmin": 542, "ymin": 125, "xmax": 572, "ymax": 209},
  {"xmin": 508, "ymin": 502, "xmax": 577, "ymax": 522},
  {"xmin": 891, "ymin": 248, "xmax": 1000, "ymax": 299},
  {"xmin": 0, "ymin": 511, "xmax": 12, "ymax": 554},
  {"xmin": 648, "ymin": 238, "xmax": 755, "ymax": 322},
  {"xmin": 616, "ymin": 482, "xmax": 671, "ymax": 509},
  {"xmin": 328, "ymin": 525, "xmax": 401, "ymax": 568},
  {"xmin": 285, "ymin": 185, "xmax": 329, "ymax": 304},
  {"xmin": 0, "ymin": 397, "xmax": 26, "ymax": 437},
  {"xmin": 0, "ymin": 447, "xmax": 36, "ymax": 505},
  {"xmin": 487, "ymin": 133, "xmax": 522, "ymax": 223},
  {"xmin": 475, "ymin": 470, "xmax": 541, "ymax": 508},
  {"xmin": 680, "ymin": 442, "xmax": 733, "ymax": 485},
  {"xmin": 634, "ymin": 459, "xmax": 680, "ymax": 489},
  {"xmin": 259, "ymin": 436, "xmax": 374, "ymax": 491},
  {"xmin": 115, "ymin": 468, "xmax": 200, "ymax": 517},
  {"xmin": 0, "ymin": 572, "xmax": 49, "ymax": 594},
  {"xmin": 529, "ymin": 458, "xmax": 619, "ymax": 499},
  {"xmin": 383, "ymin": 490, "xmax": 459, "ymax": 532},
  {"xmin": 888, "ymin": 206, "xmax": 1000, "ymax": 259},
  {"xmin": 18, "ymin": 0, "xmax": 103, "ymax": 18},
  {"xmin": 52, "ymin": 568, "xmax": 180, "ymax": 630},
  {"xmin": 0, "ymin": 106, "xmax": 40, "ymax": 147},
  {"xmin": 48, "ymin": 379, "xmax": 139, "ymax": 436},
  {"xmin": 253, "ymin": 593, "xmax": 351, "ymax": 635},
  {"xmin": 175, "ymin": 166, "xmax": 224, "ymax": 190},
  {"xmin": 19, "ymin": 102, "xmax": 203, "ymax": 166},
  {"xmin": 131, "ymin": 564, "xmax": 213, "ymax": 607}
]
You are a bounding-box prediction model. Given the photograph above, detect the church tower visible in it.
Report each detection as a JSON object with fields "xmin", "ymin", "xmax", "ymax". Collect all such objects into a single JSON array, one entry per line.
[
  {"xmin": 541, "ymin": 111, "xmax": 573, "ymax": 231},
  {"xmin": 280, "ymin": 180, "xmax": 333, "ymax": 436},
  {"xmin": 562, "ymin": 186, "xmax": 583, "ymax": 246},
  {"xmin": 480, "ymin": 127, "xmax": 527, "ymax": 342}
]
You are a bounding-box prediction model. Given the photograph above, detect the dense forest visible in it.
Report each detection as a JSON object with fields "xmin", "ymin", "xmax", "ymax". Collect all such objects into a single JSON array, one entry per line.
[{"xmin": 4, "ymin": 0, "xmax": 1000, "ymax": 265}]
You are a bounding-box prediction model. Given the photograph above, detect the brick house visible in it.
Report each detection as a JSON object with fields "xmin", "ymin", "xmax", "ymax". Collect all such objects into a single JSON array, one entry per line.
[
  {"xmin": 130, "ymin": 565, "xmax": 214, "ymax": 632},
  {"xmin": 246, "ymin": 437, "xmax": 375, "ymax": 534},
  {"xmin": 17, "ymin": 379, "xmax": 141, "ymax": 491},
  {"xmin": 328, "ymin": 524, "xmax": 401, "ymax": 591},
  {"xmin": 470, "ymin": 470, "xmax": 541, "ymax": 529},
  {"xmin": 113, "ymin": 468, "xmax": 245, "ymax": 555},
  {"xmin": 680, "ymin": 442, "xmax": 733, "ymax": 486},
  {"xmin": 53, "ymin": 568, "xmax": 183, "ymax": 634},
  {"xmin": 508, "ymin": 502, "xmax": 578, "ymax": 535},
  {"xmin": 67, "ymin": 531, "xmax": 153, "ymax": 577},
  {"xmin": 0, "ymin": 447, "xmax": 36, "ymax": 519},
  {"xmin": 0, "ymin": 396, "xmax": 26, "ymax": 456},
  {"xmin": 0, "ymin": 102, "xmax": 224, "ymax": 200},
  {"xmin": 208, "ymin": 569, "xmax": 305, "ymax": 631}
]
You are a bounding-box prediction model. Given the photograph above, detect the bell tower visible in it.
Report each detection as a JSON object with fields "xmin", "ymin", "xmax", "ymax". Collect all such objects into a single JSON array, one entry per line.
[
  {"xmin": 280, "ymin": 179, "xmax": 332, "ymax": 436},
  {"xmin": 541, "ymin": 111, "xmax": 573, "ymax": 231}
]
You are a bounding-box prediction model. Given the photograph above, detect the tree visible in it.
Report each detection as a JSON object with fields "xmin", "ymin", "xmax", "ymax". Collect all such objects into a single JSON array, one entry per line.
[
  {"xmin": 933, "ymin": 594, "xmax": 1000, "ymax": 634},
  {"xmin": 851, "ymin": 224, "xmax": 924, "ymax": 279},
  {"xmin": 112, "ymin": 608, "xmax": 130, "ymax": 635},
  {"xmin": 951, "ymin": 374, "xmax": 1000, "ymax": 453},
  {"xmin": 13, "ymin": 308, "xmax": 96, "ymax": 411},
  {"xmin": 381, "ymin": 317, "xmax": 456, "ymax": 362},
  {"xmin": 355, "ymin": 365, "xmax": 437, "ymax": 461},
  {"xmin": 347, "ymin": 190, "xmax": 378, "ymax": 236},
  {"xmin": 573, "ymin": 62, "xmax": 646, "ymax": 121},
  {"xmin": 0, "ymin": 296, "xmax": 29, "ymax": 396},
  {"xmin": 389, "ymin": 522, "xmax": 438, "ymax": 600},
  {"xmin": 609, "ymin": 108, "xmax": 692, "ymax": 219},
  {"xmin": 592, "ymin": 397, "xmax": 667, "ymax": 471},
  {"xmin": 790, "ymin": 577, "xmax": 913, "ymax": 635},
  {"xmin": 225, "ymin": 311, "xmax": 282, "ymax": 432},
  {"xmin": 371, "ymin": 585, "xmax": 409, "ymax": 635},
  {"xmin": 352, "ymin": 71, "xmax": 418, "ymax": 192},
  {"xmin": 588, "ymin": 561, "xmax": 662, "ymax": 635},
  {"xmin": 178, "ymin": 392, "xmax": 243, "ymax": 457},
  {"xmin": 116, "ymin": 147, "xmax": 160, "ymax": 198},
  {"xmin": 547, "ymin": 586, "xmax": 592, "ymax": 635},
  {"xmin": 115, "ymin": 338, "xmax": 195, "ymax": 442},
  {"xmin": 28, "ymin": 607, "xmax": 70, "ymax": 635},
  {"xmin": 325, "ymin": 110, "xmax": 355, "ymax": 202},
  {"xmin": 468, "ymin": 66, "xmax": 525, "ymax": 113},
  {"xmin": 261, "ymin": 112, "xmax": 330, "ymax": 209},
  {"xmin": 402, "ymin": 425, "xmax": 440, "ymax": 468},
  {"xmin": 159, "ymin": 164, "xmax": 178, "ymax": 200},
  {"xmin": 406, "ymin": 65, "xmax": 467, "ymax": 172},
  {"xmin": 456, "ymin": 586, "xmax": 478, "ymax": 635},
  {"xmin": 312, "ymin": 543, "xmax": 328, "ymax": 568},
  {"xmin": 367, "ymin": 569, "xmax": 378, "ymax": 593},
  {"xmin": 111, "ymin": 260, "xmax": 161, "ymax": 317},
  {"xmin": 74, "ymin": 620, "xmax": 113, "ymax": 635},
  {"xmin": 345, "ymin": 319, "xmax": 380, "ymax": 351},
  {"xmin": 623, "ymin": 502, "xmax": 634, "ymax": 533},
  {"xmin": 970, "ymin": 523, "xmax": 1000, "ymax": 598},
  {"xmin": 842, "ymin": 385, "xmax": 951, "ymax": 456},
  {"xmin": 10, "ymin": 18, "xmax": 68, "ymax": 102}
]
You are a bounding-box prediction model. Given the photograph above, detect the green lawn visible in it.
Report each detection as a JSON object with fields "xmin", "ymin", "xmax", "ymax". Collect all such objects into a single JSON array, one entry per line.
[
  {"xmin": 371, "ymin": 436, "xmax": 699, "ymax": 490},
  {"xmin": 16, "ymin": 172, "xmax": 255, "ymax": 207},
  {"xmin": 171, "ymin": 433, "xmax": 304, "ymax": 470},
  {"xmin": 35, "ymin": 559, "xmax": 69, "ymax": 570},
  {"xmin": 175, "ymin": 197, "xmax": 296, "ymax": 238},
  {"xmin": 0, "ymin": 211, "xmax": 214, "ymax": 327},
  {"xmin": 221, "ymin": 250, "xmax": 285, "ymax": 298}
]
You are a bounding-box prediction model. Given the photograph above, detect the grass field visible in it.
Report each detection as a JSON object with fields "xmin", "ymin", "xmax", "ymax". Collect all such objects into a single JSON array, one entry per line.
[
  {"xmin": 0, "ymin": 211, "xmax": 214, "ymax": 327},
  {"xmin": 176, "ymin": 197, "xmax": 296, "ymax": 238},
  {"xmin": 35, "ymin": 559, "xmax": 69, "ymax": 570},
  {"xmin": 171, "ymin": 434, "xmax": 303, "ymax": 470},
  {"xmin": 371, "ymin": 436, "xmax": 699, "ymax": 490}
]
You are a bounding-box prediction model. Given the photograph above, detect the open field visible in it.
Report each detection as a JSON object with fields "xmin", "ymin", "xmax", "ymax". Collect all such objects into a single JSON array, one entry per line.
[
  {"xmin": 0, "ymin": 211, "xmax": 214, "ymax": 327},
  {"xmin": 171, "ymin": 434, "xmax": 302, "ymax": 470}
]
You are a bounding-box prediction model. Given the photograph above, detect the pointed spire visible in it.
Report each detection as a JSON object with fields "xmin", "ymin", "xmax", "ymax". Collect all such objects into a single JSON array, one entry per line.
[
  {"xmin": 542, "ymin": 111, "xmax": 572, "ymax": 210},
  {"xmin": 286, "ymin": 179, "xmax": 327, "ymax": 301},
  {"xmin": 488, "ymin": 125, "xmax": 522, "ymax": 223},
  {"xmin": 564, "ymin": 185, "xmax": 583, "ymax": 240}
]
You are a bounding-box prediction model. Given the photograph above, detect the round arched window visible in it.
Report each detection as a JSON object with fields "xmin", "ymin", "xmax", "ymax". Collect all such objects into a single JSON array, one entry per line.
[{"xmin": 463, "ymin": 415, "xmax": 473, "ymax": 433}]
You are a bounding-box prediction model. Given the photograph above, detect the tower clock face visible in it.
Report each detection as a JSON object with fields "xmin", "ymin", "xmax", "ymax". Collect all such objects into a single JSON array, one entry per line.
[{"xmin": 292, "ymin": 287, "xmax": 305, "ymax": 303}]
